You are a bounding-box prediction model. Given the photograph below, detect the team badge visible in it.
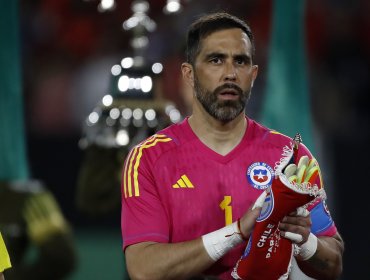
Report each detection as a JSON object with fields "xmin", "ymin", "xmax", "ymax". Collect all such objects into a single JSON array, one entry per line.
[{"xmin": 247, "ymin": 162, "xmax": 274, "ymax": 190}]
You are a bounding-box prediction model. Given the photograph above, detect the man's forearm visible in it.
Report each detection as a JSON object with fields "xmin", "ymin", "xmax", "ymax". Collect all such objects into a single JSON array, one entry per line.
[
  {"xmin": 125, "ymin": 239, "xmax": 214, "ymax": 280},
  {"xmin": 297, "ymin": 234, "xmax": 344, "ymax": 280},
  {"xmin": 124, "ymin": 200, "xmax": 263, "ymax": 280}
]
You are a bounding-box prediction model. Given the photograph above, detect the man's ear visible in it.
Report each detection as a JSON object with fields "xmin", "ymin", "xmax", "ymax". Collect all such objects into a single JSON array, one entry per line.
[
  {"xmin": 181, "ymin": 62, "xmax": 194, "ymax": 88},
  {"xmin": 251, "ymin": 64, "xmax": 258, "ymax": 88}
]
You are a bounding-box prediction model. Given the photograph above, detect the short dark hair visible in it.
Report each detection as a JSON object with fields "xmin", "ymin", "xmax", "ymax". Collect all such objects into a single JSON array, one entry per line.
[{"xmin": 185, "ymin": 12, "xmax": 255, "ymax": 65}]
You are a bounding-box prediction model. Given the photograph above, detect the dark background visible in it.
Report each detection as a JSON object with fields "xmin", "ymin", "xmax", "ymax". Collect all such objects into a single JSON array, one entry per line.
[{"xmin": 18, "ymin": 0, "xmax": 370, "ymax": 279}]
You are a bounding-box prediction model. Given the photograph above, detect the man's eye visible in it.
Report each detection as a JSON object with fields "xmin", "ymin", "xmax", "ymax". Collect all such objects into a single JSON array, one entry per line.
[
  {"xmin": 210, "ymin": 57, "xmax": 222, "ymax": 64},
  {"xmin": 236, "ymin": 58, "xmax": 246, "ymax": 65}
]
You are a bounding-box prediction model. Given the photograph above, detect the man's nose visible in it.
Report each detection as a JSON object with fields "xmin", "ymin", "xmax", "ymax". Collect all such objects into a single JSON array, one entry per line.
[{"xmin": 224, "ymin": 64, "xmax": 237, "ymax": 81}]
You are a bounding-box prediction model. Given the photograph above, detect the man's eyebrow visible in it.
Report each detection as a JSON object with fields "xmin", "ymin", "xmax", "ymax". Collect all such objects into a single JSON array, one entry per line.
[
  {"xmin": 203, "ymin": 52, "xmax": 252, "ymax": 62},
  {"xmin": 204, "ymin": 52, "xmax": 226, "ymax": 60},
  {"xmin": 233, "ymin": 54, "xmax": 252, "ymax": 63}
]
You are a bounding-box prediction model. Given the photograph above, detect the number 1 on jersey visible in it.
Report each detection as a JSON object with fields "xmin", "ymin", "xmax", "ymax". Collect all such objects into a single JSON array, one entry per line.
[{"xmin": 219, "ymin": 196, "xmax": 232, "ymax": 225}]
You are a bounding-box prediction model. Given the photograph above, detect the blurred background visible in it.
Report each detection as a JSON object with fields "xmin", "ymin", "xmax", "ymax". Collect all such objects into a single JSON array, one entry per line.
[{"xmin": 1, "ymin": 0, "xmax": 369, "ymax": 279}]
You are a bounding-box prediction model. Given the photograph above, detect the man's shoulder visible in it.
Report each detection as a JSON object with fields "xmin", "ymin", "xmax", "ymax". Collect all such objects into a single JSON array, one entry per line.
[
  {"xmin": 250, "ymin": 119, "xmax": 313, "ymax": 159},
  {"xmin": 249, "ymin": 119, "xmax": 293, "ymax": 147},
  {"xmin": 130, "ymin": 133, "xmax": 176, "ymax": 157},
  {"xmin": 127, "ymin": 121, "xmax": 186, "ymax": 159}
]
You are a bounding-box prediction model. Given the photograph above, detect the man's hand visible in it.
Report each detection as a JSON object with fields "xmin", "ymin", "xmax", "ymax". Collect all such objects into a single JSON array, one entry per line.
[
  {"xmin": 239, "ymin": 191, "xmax": 266, "ymax": 238},
  {"xmin": 279, "ymin": 208, "xmax": 312, "ymax": 245},
  {"xmin": 23, "ymin": 192, "xmax": 70, "ymax": 245}
]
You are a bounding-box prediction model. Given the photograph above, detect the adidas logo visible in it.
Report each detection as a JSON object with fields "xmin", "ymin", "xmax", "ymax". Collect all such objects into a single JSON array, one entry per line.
[{"xmin": 172, "ymin": 175, "xmax": 194, "ymax": 189}]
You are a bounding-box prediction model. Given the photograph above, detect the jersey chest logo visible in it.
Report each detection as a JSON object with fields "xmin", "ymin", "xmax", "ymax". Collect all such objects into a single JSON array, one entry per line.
[
  {"xmin": 247, "ymin": 162, "xmax": 274, "ymax": 190},
  {"xmin": 172, "ymin": 174, "xmax": 194, "ymax": 189}
]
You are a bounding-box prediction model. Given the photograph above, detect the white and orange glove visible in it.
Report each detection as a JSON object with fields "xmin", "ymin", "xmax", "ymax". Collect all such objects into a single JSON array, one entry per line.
[
  {"xmin": 284, "ymin": 155, "xmax": 320, "ymax": 186},
  {"xmin": 232, "ymin": 142, "xmax": 324, "ymax": 280},
  {"xmin": 283, "ymin": 156, "xmax": 320, "ymax": 261}
]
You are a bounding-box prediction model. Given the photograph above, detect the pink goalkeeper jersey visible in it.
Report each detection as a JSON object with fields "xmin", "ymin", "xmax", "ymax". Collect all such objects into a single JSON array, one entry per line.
[{"xmin": 121, "ymin": 117, "xmax": 337, "ymax": 279}]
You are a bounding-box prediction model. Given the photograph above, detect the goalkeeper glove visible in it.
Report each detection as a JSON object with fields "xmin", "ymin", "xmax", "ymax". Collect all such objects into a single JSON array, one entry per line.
[
  {"xmin": 284, "ymin": 156, "xmax": 319, "ymax": 185},
  {"xmin": 283, "ymin": 156, "xmax": 320, "ymax": 261}
]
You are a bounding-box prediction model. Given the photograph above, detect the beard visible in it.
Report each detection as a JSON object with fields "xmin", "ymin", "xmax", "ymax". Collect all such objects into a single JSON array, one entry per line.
[{"xmin": 194, "ymin": 76, "xmax": 251, "ymax": 123}]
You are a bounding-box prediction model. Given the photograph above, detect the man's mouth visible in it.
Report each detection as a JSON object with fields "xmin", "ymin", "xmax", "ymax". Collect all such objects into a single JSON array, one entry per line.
[
  {"xmin": 218, "ymin": 89, "xmax": 240, "ymax": 100},
  {"xmin": 219, "ymin": 89, "xmax": 239, "ymax": 95}
]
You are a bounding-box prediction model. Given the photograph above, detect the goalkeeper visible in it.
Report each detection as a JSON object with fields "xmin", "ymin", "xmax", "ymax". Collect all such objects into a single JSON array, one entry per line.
[{"xmin": 121, "ymin": 12, "xmax": 344, "ymax": 280}]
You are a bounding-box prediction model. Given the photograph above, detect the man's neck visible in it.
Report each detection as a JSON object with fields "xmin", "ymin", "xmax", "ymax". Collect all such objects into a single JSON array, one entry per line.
[{"xmin": 188, "ymin": 110, "xmax": 247, "ymax": 156}]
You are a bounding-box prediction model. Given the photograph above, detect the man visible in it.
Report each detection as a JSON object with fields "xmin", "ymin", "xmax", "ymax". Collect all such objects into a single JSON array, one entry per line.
[{"xmin": 121, "ymin": 12, "xmax": 344, "ymax": 279}]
